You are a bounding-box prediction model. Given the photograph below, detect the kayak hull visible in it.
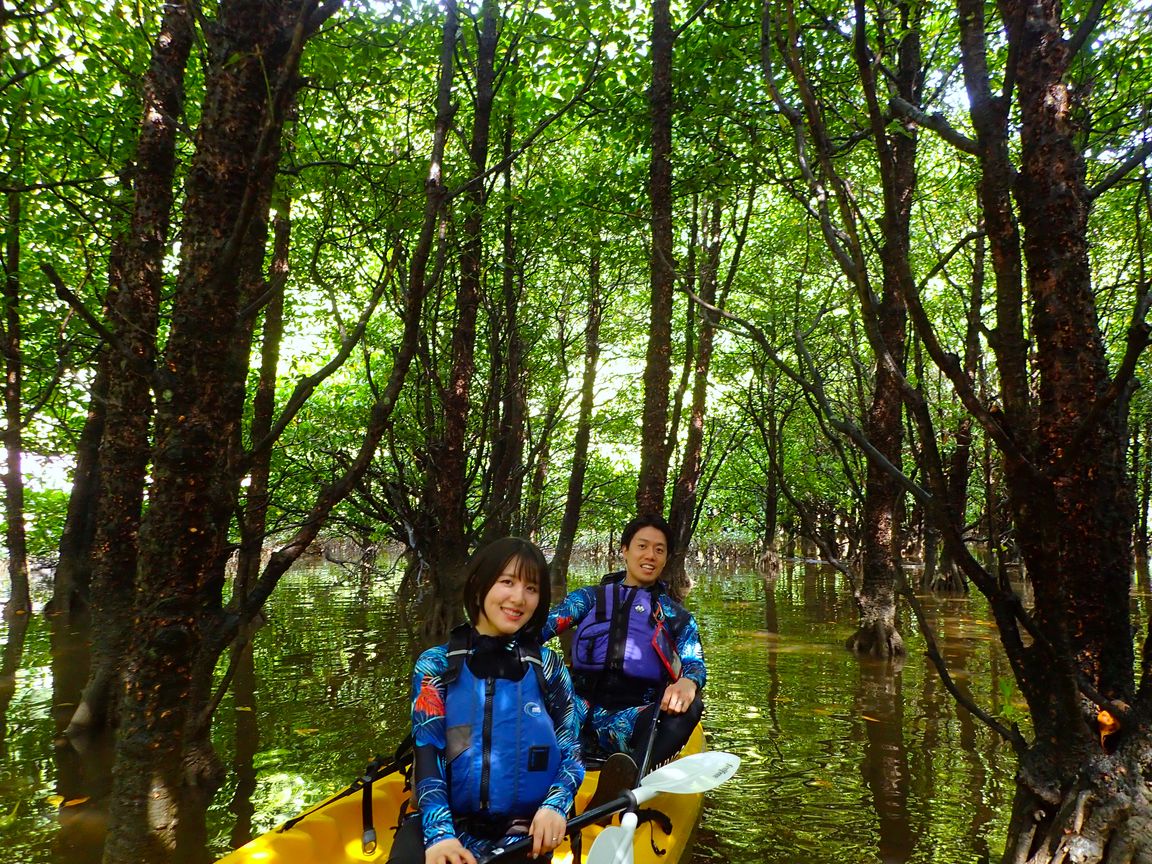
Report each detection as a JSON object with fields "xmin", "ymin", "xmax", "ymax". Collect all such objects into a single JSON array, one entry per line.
[{"xmin": 217, "ymin": 724, "xmax": 706, "ymax": 864}]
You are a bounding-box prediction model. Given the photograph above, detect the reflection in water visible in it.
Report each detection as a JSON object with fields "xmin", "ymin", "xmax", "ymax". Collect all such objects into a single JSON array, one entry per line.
[
  {"xmin": 855, "ymin": 659, "xmax": 911, "ymax": 864},
  {"xmin": 228, "ymin": 643, "xmax": 259, "ymax": 849},
  {"xmin": 761, "ymin": 571, "xmax": 781, "ymax": 733},
  {"xmin": 689, "ymin": 562, "xmax": 1021, "ymax": 864},
  {"xmin": 0, "ymin": 609, "xmax": 31, "ymax": 750},
  {"xmin": 46, "ymin": 602, "xmax": 112, "ymax": 864}
]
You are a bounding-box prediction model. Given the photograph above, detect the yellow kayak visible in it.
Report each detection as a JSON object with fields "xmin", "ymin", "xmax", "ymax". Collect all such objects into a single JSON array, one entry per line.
[{"xmin": 218, "ymin": 724, "xmax": 707, "ymax": 864}]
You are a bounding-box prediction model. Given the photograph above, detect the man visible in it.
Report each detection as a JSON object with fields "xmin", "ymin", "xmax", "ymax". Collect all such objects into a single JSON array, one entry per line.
[{"xmin": 542, "ymin": 514, "xmax": 706, "ymax": 783}]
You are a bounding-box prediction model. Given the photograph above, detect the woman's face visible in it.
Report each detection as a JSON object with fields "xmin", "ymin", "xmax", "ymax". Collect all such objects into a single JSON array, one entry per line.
[{"xmin": 475, "ymin": 558, "xmax": 540, "ymax": 637}]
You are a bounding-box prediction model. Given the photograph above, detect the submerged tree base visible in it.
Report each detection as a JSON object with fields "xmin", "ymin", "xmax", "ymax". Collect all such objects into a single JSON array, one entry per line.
[
  {"xmin": 845, "ymin": 622, "xmax": 906, "ymax": 658},
  {"xmin": 1005, "ymin": 741, "xmax": 1152, "ymax": 864}
]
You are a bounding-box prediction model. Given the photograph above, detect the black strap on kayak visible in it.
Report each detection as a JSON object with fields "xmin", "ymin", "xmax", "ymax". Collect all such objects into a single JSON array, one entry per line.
[
  {"xmin": 278, "ymin": 733, "xmax": 413, "ymax": 834},
  {"xmin": 636, "ymin": 808, "xmax": 672, "ymax": 857},
  {"xmin": 361, "ymin": 753, "xmax": 387, "ymax": 854}
]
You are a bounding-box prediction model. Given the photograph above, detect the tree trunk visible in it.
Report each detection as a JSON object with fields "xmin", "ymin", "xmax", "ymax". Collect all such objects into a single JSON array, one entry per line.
[
  {"xmin": 420, "ymin": 0, "xmax": 498, "ymax": 641},
  {"xmin": 49, "ymin": 354, "xmax": 107, "ymax": 623},
  {"xmin": 484, "ymin": 114, "xmax": 526, "ymax": 541},
  {"xmin": 666, "ymin": 201, "xmax": 722, "ymax": 596},
  {"xmin": 2, "ymin": 160, "xmax": 30, "ymax": 620},
  {"xmin": 523, "ymin": 433, "xmax": 550, "ymax": 542},
  {"xmin": 1133, "ymin": 414, "xmax": 1150, "ymax": 562},
  {"xmin": 551, "ymin": 247, "xmax": 603, "ymax": 593},
  {"xmin": 845, "ymin": 0, "xmax": 916, "ymax": 659},
  {"xmin": 48, "ymin": 359, "xmax": 107, "ymax": 741},
  {"xmin": 68, "ymin": 0, "xmax": 195, "ymax": 740},
  {"xmin": 384, "ymin": 0, "xmax": 457, "ymax": 637},
  {"xmin": 934, "ymin": 232, "xmax": 986, "ymax": 592},
  {"xmin": 636, "ymin": 0, "xmax": 675, "ymax": 516},
  {"xmin": 949, "ymin": 0, "xmax": 1150, "ymax": 858},
  {"xmin": 235, "ymin": 204, "xmax": 289, "ymax": 604},
  {"xmin": 665, "ymin": 197, "xmax": 698, "ymax": 470},
  {"xmin": 101, "ymin": 3, "xmax": 321, "ymax": 860}
]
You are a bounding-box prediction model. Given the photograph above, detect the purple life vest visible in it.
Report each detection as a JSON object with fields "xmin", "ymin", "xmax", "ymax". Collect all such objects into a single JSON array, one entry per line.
[{"xmin": 572, "ymin": 582, "xmax": 680, "ymax": 686}]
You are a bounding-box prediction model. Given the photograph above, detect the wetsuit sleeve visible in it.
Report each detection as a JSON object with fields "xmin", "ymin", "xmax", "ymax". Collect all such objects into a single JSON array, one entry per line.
[
  {"xmin": 540, "ymin": 586, "xmax": 596, "ymax": 642},
  {"xmin": 539, "ymin": 646, "xmax": 586, "ymax": 817},
  {"xmin": 673, "ymin": 607, "xmax": 707, "ymax": 692},
  {"xmin": 409, "ymin": 645, "xmax": 456, "ymax": 848}
]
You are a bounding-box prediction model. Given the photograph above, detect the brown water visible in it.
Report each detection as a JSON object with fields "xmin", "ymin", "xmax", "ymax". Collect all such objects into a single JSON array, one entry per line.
[{"xmin": 0, "ymin": 558, "xmax": 1100, "ymax": 863}]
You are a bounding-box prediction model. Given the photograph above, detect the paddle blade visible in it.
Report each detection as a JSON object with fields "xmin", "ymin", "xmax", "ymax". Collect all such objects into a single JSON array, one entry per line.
[
  {"xmin": 586, "ymin": 812, "xmax": 638, "ymax": 864},
  {"xmin": 640, "ymin": 751, "xmax": 740, "ymax": 795}
]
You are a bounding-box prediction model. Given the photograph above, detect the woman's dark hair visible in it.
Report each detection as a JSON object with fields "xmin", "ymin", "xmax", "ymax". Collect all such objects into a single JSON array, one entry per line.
[
  {"xmin": 620, "ymin": 513, "xmax": 674, "ymax": 556},
  {"xmin": 463, "ymin": 536, "xmax": 551, "ymax": 638}
]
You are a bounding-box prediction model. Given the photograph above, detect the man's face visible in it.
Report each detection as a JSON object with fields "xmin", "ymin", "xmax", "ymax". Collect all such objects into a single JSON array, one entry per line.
[{"xmin": 621, "ymin": 526, "xmax": 669, "ymax": 587}]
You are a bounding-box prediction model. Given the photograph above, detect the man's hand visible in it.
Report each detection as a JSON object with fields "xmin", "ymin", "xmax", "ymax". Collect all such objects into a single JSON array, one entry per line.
[{"xmin": 660, "ymin": 677, "xmax": 698, "ymax": 715}]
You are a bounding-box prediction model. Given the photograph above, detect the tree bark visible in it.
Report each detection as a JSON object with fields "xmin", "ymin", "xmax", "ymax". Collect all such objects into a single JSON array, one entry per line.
[
  {"xmin": 484, "ymin": 112, "xmax": 526, "ymax": 541},
  {"xmin": 2, "ymin": 154, "xmax": 30, "ymax": 620},
  {"xmin": 636, "ymin": 0, "xmax": 675, "ymax": 516},
  {"xmin": 842, "ymin": 0, "xmax": 918, "ymax": 659},
  {"xmin": 931, "ymin": 231, "xmax": 985, "ymax": 593},
  {"xmin": 50, "ymin": 354, "xmax": 106, "ymax": 623},
  {"xmin": 235, "ymin": 204, "xmax": 289, "ymax": 604},
  {"xmin": 666, "ymin": 201, "xmax": 722, "ymax": 596},
  {"xmin": 386, "ymin": 0, "xmax": 457, "ymax": 637},
  {"xmin": 946, "ymin": 0, "xmax": 1150, "ymax": 858},
  {"xmin": 420, "ymin": 0, "xmax": 498, "ymax": 641},
  {"xmin": 101, "ymin": 3, "xmax": 326, "ymax": 861},
  {"xmin": 1135, "ymin": 414, "xmax": 1151, "ymax": 562},
  {"xmin": 67, "ymin": 0, "xmax": 195, "ymax": 739}
]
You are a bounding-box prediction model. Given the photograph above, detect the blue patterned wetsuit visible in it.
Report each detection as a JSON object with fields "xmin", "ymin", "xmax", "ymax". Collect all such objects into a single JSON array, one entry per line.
[
  {"xmin": 542, "ymin": 573, "xmax": 706, "ymax": 756},
  {"xmin": 408, "ymin": 633, "xmax": 584, "ymax": 858}
]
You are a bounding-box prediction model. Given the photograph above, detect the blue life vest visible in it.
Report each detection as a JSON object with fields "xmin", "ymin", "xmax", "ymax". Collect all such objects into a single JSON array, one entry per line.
[
  {"xmin": 572, "ymin": 582, "xmax": 681, "ymax": 699},
  {"xmin": 442, "ymin": 629, "xmax": 561, "ymax": 819}
]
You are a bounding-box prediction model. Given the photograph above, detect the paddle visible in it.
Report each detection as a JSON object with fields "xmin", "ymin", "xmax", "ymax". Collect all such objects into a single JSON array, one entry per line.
[
  {"xmin": 481, "ymin": 750, "xmax": 740, "ymax": 863},
  {"xmin": 584, "ymin": 751, "xmax": 739, "ymax": 864},
  {"xmin": 635, "ymin": 705, "xmax": 662, "ymax": 779}
]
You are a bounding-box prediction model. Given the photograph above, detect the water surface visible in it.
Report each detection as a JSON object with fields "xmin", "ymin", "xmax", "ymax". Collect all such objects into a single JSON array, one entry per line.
[{"xmin": 0, "ymin": 558, "xmax": 1067, "ymax": 863}]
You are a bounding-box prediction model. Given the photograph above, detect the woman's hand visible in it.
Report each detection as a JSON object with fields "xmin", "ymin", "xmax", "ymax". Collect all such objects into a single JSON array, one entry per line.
[
  {"xmin": 528, "ymin": 806, "xmax": 568, "ymax": 858},
  {"xmin": 425, "ymin": 837, "xmax": 477, "ymax": 864},
  {"xmin": 660, "ymin": 677, "xmax": 698, "ymax": 715}
]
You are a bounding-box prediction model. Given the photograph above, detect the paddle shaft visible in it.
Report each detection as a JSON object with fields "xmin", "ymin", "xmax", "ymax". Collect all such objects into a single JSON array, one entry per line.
[
  {"xmin": 637, "ymin": 706, "xmax": 662, "ymax": 778},
  {"xmin": 481, "ymin": 787, "xmax": 659, "ymax": 863}
]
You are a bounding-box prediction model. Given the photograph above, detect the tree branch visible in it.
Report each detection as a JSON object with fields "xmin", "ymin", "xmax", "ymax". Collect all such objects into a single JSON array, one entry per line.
[
  {"xmin": 242, "ymin": 245, "xmax": 398, "ymax": 468},
  {"xmin": 40, "ymin": 264, "xmax": 113, "ymax": 347},
  {"xmin": 889, "ymin": 95, "xmax": 978, "ymax": 155},
  {"xmin": 673, "ymin": 0, "xmax": 716, "ymax": 39},
  {"xmin": 1088, "ymin": 140, "xmax": 1152, "ymax": 201},
  {"xmin": 0, "ymin": 53, "xmax": 63, "ymax": 96},
  {"xmin": 446, "ymin": 46, "xmax": 603, "ymax": 202},
  {"xmin": 1066, "ymin": 0, "xmax": 1106, "ymax": 63}
]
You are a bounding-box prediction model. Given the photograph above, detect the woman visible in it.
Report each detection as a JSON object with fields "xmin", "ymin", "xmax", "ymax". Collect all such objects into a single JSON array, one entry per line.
[{"xmin": 389, "ymin": 537, "xmax": 584, "ymax": 864}]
